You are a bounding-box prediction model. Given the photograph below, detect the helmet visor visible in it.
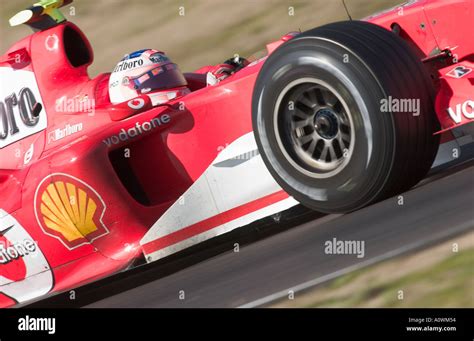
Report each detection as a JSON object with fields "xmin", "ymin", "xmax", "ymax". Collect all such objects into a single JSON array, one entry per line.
[{"xmin": 130, "ymin": 63, "xmax": 187, "ymax": 93}]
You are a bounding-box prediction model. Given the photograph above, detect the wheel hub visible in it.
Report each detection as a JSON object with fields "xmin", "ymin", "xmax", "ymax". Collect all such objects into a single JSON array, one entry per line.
[
  {"xmin": 274, "ymin": 78, "xmax": 355, "ymax": 178},
  {"xmin": 314, "ymin": 109, "xmax": 339, "ymax": 140}
]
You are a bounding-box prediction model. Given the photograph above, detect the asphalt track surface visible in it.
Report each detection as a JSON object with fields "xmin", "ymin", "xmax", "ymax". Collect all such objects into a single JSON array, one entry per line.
[{"xmin": 28, "ymin": 157, "xmax": 474, "ymax": 308}]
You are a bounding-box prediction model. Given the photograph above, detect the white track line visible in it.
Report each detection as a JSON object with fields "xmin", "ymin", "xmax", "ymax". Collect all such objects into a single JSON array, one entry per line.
[{"xmin": 238, "ymin": 221, "xmax": 473, "ymax": 308}]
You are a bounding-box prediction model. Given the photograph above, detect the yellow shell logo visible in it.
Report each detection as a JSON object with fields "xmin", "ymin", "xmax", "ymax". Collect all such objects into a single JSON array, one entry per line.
[{"xmin": 35, "ymin": 174, "xmax": 109, "ymax": 249}]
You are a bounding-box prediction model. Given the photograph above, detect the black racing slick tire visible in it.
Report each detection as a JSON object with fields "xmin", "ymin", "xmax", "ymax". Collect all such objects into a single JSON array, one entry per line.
[{"xmin": 252, "ymin": 21, "xmax": 440, "ymax": 213}]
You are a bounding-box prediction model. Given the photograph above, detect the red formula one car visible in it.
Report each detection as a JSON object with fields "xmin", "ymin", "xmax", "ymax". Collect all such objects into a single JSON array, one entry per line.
[{"xmin": 0, "ymin": 0, "xmax": 472, "ymax": 307}]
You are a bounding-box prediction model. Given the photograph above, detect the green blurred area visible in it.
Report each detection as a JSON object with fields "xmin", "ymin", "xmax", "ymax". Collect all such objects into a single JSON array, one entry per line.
[
  {"xmin": 0, "ymin": 0, "xmax": 401, "ymax": 76},
  {"xmin": 272, "ymin": 233, "xmax": 474, "ymax": 308},
  {"xmin": 311, "ymin": 248, "xmax": 474, "ymax": 308}
]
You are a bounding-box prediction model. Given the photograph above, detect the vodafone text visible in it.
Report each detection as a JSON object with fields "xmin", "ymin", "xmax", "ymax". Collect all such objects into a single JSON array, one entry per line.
[
  {"xmin": 447, "ymin": 100, "xmax": 474, "ymax": 124},
  {"xmin": 102, "ymin": 114, "xmax": 171, "ymax": 146}
]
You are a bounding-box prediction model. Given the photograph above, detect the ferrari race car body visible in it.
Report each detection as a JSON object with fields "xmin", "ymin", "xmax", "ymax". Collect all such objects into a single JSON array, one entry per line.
[{"xmin": 0, "ymin": 0, "xmax": 473, "ymax": 307}]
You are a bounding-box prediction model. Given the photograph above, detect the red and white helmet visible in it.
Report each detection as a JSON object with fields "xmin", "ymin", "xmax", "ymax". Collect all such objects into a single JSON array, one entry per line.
[{"xmin": 108, "ymin": 49, "xmax": 189, "ymax": 106}]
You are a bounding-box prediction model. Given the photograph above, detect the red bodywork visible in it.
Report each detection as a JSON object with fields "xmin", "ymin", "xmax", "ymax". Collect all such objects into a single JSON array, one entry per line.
[{"xmin": 0, "ymin": 0, "xmax": 472, "ymax": 307}]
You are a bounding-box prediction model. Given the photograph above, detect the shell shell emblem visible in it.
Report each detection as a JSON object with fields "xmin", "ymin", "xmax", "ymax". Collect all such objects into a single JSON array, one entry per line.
[{"xmin": 34, "ymin": 174, "xmax": 109, "ymax": 249}]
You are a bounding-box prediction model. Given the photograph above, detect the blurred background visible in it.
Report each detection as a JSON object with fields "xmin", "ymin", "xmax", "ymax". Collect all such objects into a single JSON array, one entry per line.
[
  {"xmin": 1, "ymin": 1, "xmax": 473, "ymax": 308},
  {"xmin": 1, "ymin": 0, "xmax": 401, "ymax": 77}
]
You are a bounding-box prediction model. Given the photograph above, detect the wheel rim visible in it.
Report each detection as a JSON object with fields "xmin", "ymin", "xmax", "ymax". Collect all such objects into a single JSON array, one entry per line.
[{"xmin": 274, "ymin": 78, "xmax": 355, "ymax": 178}]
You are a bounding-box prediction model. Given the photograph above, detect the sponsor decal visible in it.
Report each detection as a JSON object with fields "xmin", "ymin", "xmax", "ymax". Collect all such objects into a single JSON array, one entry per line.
[
  {"xmin": 0, "ymin": 209, "xmax": 53, "ymax": 303},
  {"xmin": 446, "ymin": 65, "xmax": 472, "ymax": 78},
  {"xmin": 138, "ymin": 73, "xmax": 150, "ymax": 84},
  {"xmin": 34, "ymin": 174, "xmax": 109, "ymax": 250},
  {"xmin": 47, "ymin": 123, "xmax": 83, "ymax": 143},
  {"xmin": 23, "ymin": 144, "xmax": 34, "ymax": 165},
  {"xmin": 447, "ymin": 99, "xmax": 474, "ymax": 124},
  {"xmin": 45, "ymin": 34, "xmax": 59, "ymax": 52},
  {"xmin": 102, "ymin": 114, "xmax": 171, "ymax": 146},
  {"xmin": 0, "ymin": 237, "xmax": 37, "ymax": 265},
  {"xmin": 0, "ymin": 68, "xmax": 47, "ymax": 149},
  {"xmin": 113, "ymin": 58, "xmax": 144, "ymax": 72},
  {"xmin": 149, "ymin": 52, "xmax": 169, "ymax": 64},
  {"xmin": 127, "ymin": 98, "xmax": 145, "ymax": 110}
]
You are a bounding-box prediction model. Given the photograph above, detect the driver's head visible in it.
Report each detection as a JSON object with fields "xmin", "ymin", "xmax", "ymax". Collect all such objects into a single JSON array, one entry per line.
[{"xmin": 108, "ymin": 49, "xmax": 189, "ymax": 106}]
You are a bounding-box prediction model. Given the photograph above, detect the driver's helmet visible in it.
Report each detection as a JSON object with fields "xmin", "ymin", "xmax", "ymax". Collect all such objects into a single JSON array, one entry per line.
[{"xmin": 108, "ymin": 49, "xmax": 189, "ymax": 105}]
